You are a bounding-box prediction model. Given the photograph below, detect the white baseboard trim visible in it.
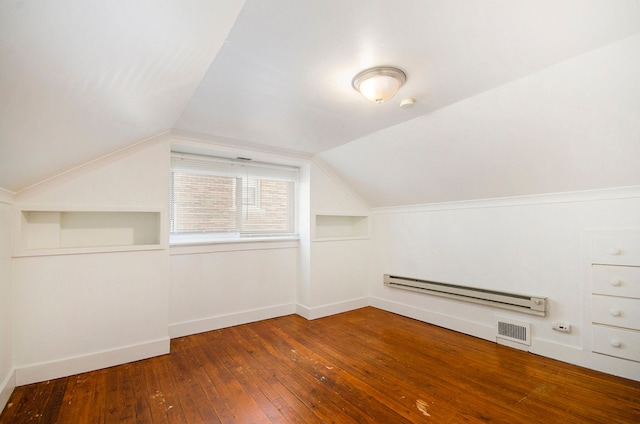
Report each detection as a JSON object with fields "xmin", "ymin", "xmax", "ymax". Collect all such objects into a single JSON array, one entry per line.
[
  {"xmin": 296, "ymin": 297, "xmax": 369, "ymax": 320},
  {"xmin": 0, "ymin": 368, "xmax": 15, "ymax": 412},
  {"xmin": 586, "ymin": 352, "xmax": 640, "ymax": 381},
  {"xmin": 14, "ymin": 338, "xmax": 170, "ymax": 386},
  {"xmin": 169, "ymin": 303, "xmax": 297, "ymax": 339},
  {"xmin": 530, "ymin": 337, "xmax": 640, "ymax": 382},
  {"xmin": 369, "ymin": 296, "xmax": 495, "ymax": 341}
]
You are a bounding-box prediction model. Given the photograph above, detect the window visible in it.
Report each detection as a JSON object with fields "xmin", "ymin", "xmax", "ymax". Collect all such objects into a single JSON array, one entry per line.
[{"xmin": 170, "ymin": 153, "xmax": 298, "ymax": 243}]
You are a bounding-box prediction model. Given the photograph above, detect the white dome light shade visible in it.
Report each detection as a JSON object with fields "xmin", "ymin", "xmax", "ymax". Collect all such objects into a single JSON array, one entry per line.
[
  {"xmin": 358, "ymin": 75, "xmax": 401, "ymax": 103},
  {"xmin": 352, "ymin": 67, "xmax": 406, "ymax": 103}
]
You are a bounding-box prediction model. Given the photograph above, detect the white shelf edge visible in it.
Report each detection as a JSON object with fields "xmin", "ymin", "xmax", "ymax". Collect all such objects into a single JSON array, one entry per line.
[
  {"xmin": 13, "ymin": 244, "xmax": 166, "ymax": 258},
  {"xmin": 17, "ymin": 205, "xmax": 165, "ymax": 212},
  {"xmin": 312, "ymin": 235, "xmax": 370, "ymax": 242}
]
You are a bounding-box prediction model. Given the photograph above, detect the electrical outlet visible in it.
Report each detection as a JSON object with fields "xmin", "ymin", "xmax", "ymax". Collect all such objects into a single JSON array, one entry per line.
[{"xmin": 552, "ymin": 322, "xmax": 571, "ymax": 333}]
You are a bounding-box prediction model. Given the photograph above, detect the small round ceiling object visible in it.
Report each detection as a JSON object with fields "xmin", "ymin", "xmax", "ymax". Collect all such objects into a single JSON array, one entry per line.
[
  {"xmin": 399, "ymin": 98, "xmax": 416, "ymax": 109},
  {"xmin": 352, "ymin": 66, "xmax": 407, "ymax": 103}
]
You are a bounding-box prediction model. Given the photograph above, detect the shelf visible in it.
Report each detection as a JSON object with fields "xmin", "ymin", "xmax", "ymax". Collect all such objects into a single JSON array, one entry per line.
[
  {"xmin": 314, "ymin": 214, "xmax": 369, "ymax": 240},
  {"xmin": 17, "ymin": 210, "xmax": 162, "ymax": 256}
]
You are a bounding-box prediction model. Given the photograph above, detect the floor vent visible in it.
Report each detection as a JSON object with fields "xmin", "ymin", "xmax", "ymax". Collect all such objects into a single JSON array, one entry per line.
[{"xmin": 497, "ymin": 318, "xmax": 531, "ymax": 345}]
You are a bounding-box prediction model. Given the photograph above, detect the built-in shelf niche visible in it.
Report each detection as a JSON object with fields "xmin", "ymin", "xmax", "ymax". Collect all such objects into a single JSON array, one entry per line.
[
  {"xmin": 314, "ymin": 214, "xmax": 369, "ymax": 240},
  {"xmin": 18, "ymin": 210, "xmax": 162, "ymax": 255}
]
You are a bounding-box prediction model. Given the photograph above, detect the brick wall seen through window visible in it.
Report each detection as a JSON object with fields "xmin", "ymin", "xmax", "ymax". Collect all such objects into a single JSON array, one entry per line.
[{"xmin": 171, "ymin": 172, "xmax": 294, "ymax": 234}]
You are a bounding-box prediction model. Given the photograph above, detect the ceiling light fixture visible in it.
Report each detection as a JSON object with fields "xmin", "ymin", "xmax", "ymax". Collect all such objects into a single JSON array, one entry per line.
[{"xmin": 352, "ymin": 66, "xmax": 406, "ymax": 103}]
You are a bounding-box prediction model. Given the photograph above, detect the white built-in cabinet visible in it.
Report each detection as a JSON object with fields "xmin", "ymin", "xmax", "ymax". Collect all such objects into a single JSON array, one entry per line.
[
  {"xmin": 590, "ymin": 233, "xmax": 640, "ymax": 362},
  {"xmin": 15, "ymin": 208, "xmax": 163, "ymax": 256},
  {"xmin": 313, "ymin": 213, "xmax": 369, "ymax": 241}
]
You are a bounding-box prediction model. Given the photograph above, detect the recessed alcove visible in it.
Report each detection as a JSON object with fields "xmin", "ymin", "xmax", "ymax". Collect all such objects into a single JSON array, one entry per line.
[
  {"xmin": 314, "ymin": 214, "xmax": 369, "ymax": 241},
  {"xmin": 17, "ymin": 210, "xmax": 162, "ymax": 256}
]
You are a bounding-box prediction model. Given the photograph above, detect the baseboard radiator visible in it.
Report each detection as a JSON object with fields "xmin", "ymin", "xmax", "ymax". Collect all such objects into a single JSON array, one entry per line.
[{"xmin": 384, "ymin": 274, "xmax": 548, "ymax": 316}]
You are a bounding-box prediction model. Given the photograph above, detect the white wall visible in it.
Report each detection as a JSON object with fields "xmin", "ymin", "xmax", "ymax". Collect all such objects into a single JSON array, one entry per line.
[
  {"xmin": 166, "ymin": 136, "xmax": 305, "ymax": 337},
  {"xmin": 298, "ymin": 160, "xmax": 371, "ymax": 319},
  {"xmin": 0, "ymin": 196, "xmax": 14, "ymax": 409},
  {"xmin": 169, "ymin": 242, "xmax": 298, "ymax": 337},
  {"xmin": 369, "ymin": 188, "xmax": 640, "ymax": 380},
  {"xmin": 167, "ymin": 139, "xmax": 372, "ymax": 333},
  {"xmin": 12, "ymin": 137, "xmax": 171, "ymax": 385}
]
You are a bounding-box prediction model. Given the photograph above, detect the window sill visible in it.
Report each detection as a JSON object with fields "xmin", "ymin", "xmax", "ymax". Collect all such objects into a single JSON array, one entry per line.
[{"xmin": 169, "ymin": 236, "xmax": 299, "ymax": 255}]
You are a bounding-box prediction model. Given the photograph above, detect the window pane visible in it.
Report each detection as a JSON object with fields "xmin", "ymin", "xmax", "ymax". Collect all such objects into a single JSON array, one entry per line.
[
  {"xmin": 170, "ymin": 153, "xmax": 298, "ymax": 241},
  {"xmin": 171, "ymin": 172, "xmax": 238, "ymax": 233},
  {"xmin": 242, "ymin": 179, "xmax": 294, "ymax": 233}
]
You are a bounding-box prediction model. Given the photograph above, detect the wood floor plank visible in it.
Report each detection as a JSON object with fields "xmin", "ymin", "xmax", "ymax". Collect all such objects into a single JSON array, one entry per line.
[
  {"xmin": 55, "ymin": 369, "xmax": 107, "ymax": 423},
  {"xmin": 172, "ymin": 331, "xmax": 235, "ymax": 423},
  {"xmin": 169, "ymin": 336, "xmax": 223, "ymax": 424},
  {"xmin": 224, "ymin": 326, "xmax": 318, "ymax": 423},
  {"xmin": 253, "ymin": 319, "xmax": 417, "ymax": 423},
  {"xmin": 39, "ymin": 378, "xmax": 68, "ymax": 423},
  {"xmin": 214, "ymin": 328, "xmax": 292, "ymax": 423},
  {"xmin": 143, "ymin": 354, "xmax": 187, "ymax": 424},
  {"xmin": 104, "ymin": 363, "xmax": 136, "ymax": 424},
  {"xmin": 128, "ymin": 359, "xmax": 156, "ymax": 424},
  {"xmin": 0, "ymin": 379, "xmax": 61, "ymax": 423},
  {"xmin": 2, "ymin": 307, "xmax": 639, "ymax": 423},
  {"xmin": 189, "ymin": 331, "xmax": 272, "ymax": 423},
  {"xmin": 175, "ymin": 333, "xmax": 238, "ymax": 423},
  {"xmin": 239, "ymin": 320, "xmax": 360, "ymax": 422},
  {"xmin": 246, "ymin": 319, "xmax": 367, "ymax": 423},
  {"xmin": 281, "ymin": 311, "xmax": 478, "ymax": 420},
  {"xmin": 276, "ymin": 313, "xmax": 456, "ymax": 420}
]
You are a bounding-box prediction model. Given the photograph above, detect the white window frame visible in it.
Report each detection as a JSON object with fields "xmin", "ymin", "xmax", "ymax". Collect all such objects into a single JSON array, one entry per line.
[{"xmin": 170, "ymin": 152, "xmax": 299, "ymax": 245}]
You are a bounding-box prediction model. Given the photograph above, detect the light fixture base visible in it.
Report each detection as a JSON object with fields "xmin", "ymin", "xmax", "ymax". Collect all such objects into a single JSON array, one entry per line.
[{"xmin": 352, "ymin": 66, "xmax": 407, "ymax": 103}]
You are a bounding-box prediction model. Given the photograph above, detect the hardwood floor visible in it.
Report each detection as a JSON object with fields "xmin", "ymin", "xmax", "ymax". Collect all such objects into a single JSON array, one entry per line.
[{"xmin": 1, "ymin": 307, "xmax": 639, "ymax": 423}]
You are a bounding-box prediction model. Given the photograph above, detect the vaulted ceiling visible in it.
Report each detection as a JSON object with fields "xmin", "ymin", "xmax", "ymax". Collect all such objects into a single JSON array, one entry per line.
[{"xmin": 2, "ymin": 1, "xmax": 640, "ymax": 206}]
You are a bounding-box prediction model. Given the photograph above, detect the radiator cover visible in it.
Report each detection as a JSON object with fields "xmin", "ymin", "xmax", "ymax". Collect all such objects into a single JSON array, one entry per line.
[{"xmin": 384, "ymin": 274, "xmax": 548, "ymax": 316}]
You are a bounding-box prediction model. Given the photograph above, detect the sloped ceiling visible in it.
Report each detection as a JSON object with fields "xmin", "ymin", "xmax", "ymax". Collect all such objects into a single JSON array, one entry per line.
[
  {"xmin": 2, "ymin": 1, "xmax": 640, "ymax": 207},
  {"xmin": 318, "ymin": 34, "xmax": 640, "ymax": 207},
  {"xmin": 0, "ymin": 0, "xmax": 246, "ymax": 192}
]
